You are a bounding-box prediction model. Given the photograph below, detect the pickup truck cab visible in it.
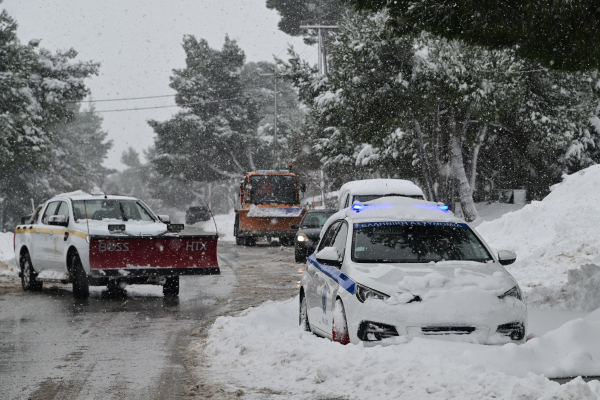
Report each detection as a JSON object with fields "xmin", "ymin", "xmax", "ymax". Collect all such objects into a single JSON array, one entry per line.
[{"xmin": 14, "ymin": 190, "xmax": 219, "ymax": 299}]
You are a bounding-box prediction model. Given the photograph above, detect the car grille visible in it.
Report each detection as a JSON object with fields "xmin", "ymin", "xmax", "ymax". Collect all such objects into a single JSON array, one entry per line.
[{"xmin": 420, "ymin": 326, "xmax": 476, "ymax": 335}]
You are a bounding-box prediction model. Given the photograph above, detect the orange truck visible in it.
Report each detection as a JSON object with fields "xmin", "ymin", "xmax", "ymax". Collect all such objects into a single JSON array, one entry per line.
[{"xmin": 234, "ymin": 169, "xmax": 307, "ymax": 246}]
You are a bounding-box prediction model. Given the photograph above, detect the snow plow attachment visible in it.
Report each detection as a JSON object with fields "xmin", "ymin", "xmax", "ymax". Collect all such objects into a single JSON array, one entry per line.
[{"xmin": 88, "ymin": 234, "xmax": 220, "ymax": 277}]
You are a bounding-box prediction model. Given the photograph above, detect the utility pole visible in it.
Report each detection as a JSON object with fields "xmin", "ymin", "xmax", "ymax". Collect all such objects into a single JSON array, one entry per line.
[
  {"xmin": 299, "ymin": 25, "xmax": 338, "ymax": 74},
  {"xmin": 260, "ymin": 73, "xmax": 279, "ymax": 169}
]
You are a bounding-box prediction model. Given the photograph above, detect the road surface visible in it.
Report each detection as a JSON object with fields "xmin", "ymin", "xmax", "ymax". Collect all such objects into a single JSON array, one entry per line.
[{"xmin": 0, "ymin": 241, "xmax": 302, "ymax": 400}]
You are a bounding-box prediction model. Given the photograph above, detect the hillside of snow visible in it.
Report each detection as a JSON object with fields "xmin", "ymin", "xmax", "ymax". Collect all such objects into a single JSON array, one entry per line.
[{"xmin": 476, "ymin": 165, "xmax": 600, "ymax": 309}]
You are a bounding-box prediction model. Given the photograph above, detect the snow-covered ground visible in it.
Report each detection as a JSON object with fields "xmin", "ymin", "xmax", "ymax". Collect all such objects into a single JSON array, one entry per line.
[
  {"xmin": 201, "ymin": 297, "xmax": 600, "ymax": 399},
  {"xmin": 477, "ymin": 165, "xmax": 600, "ymax": 310},
  {"xmin": 199, "ymin": 166, "xmax": 600, "ymax": 397},
  {"xmin": 0, "ymin": 232, "xmax": 18, "ymax": 277}
]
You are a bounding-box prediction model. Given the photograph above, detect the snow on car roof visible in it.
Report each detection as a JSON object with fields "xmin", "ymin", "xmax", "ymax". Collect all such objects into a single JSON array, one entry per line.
[
  {"xmin": 321, "ymin": 197, "xmax": 463, "ymax": 237},
  {"xmin": 51, "ymin": 191, "xmax": 138, "ymax": 202},
  {"xmin": 339, "ymin": 179, "xmax": 425, "ymax": 196}
]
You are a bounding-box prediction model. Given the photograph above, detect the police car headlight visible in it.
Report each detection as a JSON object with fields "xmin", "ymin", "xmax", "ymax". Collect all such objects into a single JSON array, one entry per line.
[
  {"xmin": 297, "ymin": 233, "xmax": 308, "ymax": 242},
  {"xmin": 356, "ymin": 283, "xmax": 389, "ymax": 303},
  {"xmin": 498, "ymin": 286, "xmax": 523, "ymax": 301}
]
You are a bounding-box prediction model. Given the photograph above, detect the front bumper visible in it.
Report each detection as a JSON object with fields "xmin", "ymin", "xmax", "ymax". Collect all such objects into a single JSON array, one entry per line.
[
  {"xmin": 237, "ymin": 229, "xmax": 297, "ymax": 238},
  {"xmin": 339, "ymin": 290, "xmax": 528, "ymax": 345}
]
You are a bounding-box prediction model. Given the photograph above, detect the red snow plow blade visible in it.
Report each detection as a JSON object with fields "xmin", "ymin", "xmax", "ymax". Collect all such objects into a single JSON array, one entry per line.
[{"xmin": 89, "ymin": 235, "xmax": 219, "ymax": 276}]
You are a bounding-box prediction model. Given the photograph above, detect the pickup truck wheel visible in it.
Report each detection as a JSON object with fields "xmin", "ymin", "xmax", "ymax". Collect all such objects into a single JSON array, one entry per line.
[
  {"xmin": 20, "ymin": 253, "xmax": 42, "ymax": 292},
  {"xmin": 245, "ymin": 237, "xmax": 257, "ymax": 247},
  {"xmin": 163, "ymin": 276, "xmax": 179, "ymax": 297},
  {"xmin": 294, "ymin": 247, "xmax": 306, "ymax": 263},
  {"xmin": 235, "ymin": 235, "xmax": 246, "ymax": 245},
  {"xmin": 234, "ymin": 214, "xmax": 245, "ymax": 245},
  {"xmin": 72, "ymin": 255, "xmax": 89, "ymax": 299}
]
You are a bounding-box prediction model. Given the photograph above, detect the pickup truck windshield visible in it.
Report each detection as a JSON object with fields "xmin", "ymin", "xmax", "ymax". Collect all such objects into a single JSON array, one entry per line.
[
  {"xmin": 250, "ymin": 175, "xmax": 296, "ymax": 204},
  {"xmin": 72, "ymin": 200, "xmax": 156, "ymax": 222},
  {"xmin": 353, "ymin": 223, "xmax": 492, "ymax": 263}
]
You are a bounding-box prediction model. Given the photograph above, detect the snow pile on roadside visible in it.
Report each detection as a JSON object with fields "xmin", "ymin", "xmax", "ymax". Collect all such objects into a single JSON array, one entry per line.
[
  {"xmin": 477, "ymin": 165, "xmax": 600, "ymax": 290},
  {"xmin": 202, "ymin": 297, "xmax": 600, "ymax": 399},
  {"xmin": 527, "ymin": 264, "xmax": 600, "ymax": 311},
  {"xmin": 198, "ymin": 211, "xmax": 235, "ymax": 241},
  {"xmin": 0, "ymin": 232, "xmax": 18, "ymax": 277}
]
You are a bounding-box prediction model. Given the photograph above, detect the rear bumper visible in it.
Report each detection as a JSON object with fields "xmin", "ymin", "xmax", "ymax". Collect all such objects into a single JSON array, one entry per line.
[
  {"xmin": 237, "ymin": 229, "xmax": 297, "ymax": 238},
  {"xmin": 89, "ymin": 267, "xmax": 220, "ymax": 277}
]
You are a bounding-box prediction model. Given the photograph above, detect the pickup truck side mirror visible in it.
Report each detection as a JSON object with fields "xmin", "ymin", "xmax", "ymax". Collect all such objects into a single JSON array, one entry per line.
[
  {"xmin": 498, "ymin": 250, "xmax": 516, "ymax": 266},
  {"xmin": 316, "ymin": 246, "xmax": 342, "ymax": 268},
  {"xmin": 290, "ymin": 224, "xmax": 299, "ymax": 229},
  {"xmin": 48, "ymin": 215, "xmax": 68, "ymax": 227},
  {"xmin": 157, "ymin": 215, "xmax": 170, "ymax": 223}
]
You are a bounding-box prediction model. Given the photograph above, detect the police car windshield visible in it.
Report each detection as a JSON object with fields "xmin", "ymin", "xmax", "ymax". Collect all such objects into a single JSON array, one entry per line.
[
  {"xmin": 250, "ymin": 175, "xmax": 296, "ymax": 204},
  {"xmin": 301, "ymin": 212, "xmax": 335, "ymax": 228},
  {"xmin": 73, "ymin": 200, "xmax": 156, "ymax": 222},
  {"xmin": 352, "ymin": 223, "xmax": 492, "ymax": 263}
]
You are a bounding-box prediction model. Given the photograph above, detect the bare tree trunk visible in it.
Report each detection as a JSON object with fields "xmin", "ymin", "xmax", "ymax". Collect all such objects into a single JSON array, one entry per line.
[
  {"xmin": 247, "ymin": 146, "xmax": 257, "ymax": 171},
  {"xmin": 412, "ymin": 120, "xmax": 437, "ymax": 202},
  {"xmin": 470, "ymin": 125, "xmax": 487, "ymax": 195},
  {"xmin": 449, "ymin": 112, "xmax": 478, "ymax": 222}
]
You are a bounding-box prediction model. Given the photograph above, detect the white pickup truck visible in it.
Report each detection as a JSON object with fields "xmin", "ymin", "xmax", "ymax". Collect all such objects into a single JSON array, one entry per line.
[{"xmin": 13, "ymin": 190, "xmax": 219, "ymax": 299}]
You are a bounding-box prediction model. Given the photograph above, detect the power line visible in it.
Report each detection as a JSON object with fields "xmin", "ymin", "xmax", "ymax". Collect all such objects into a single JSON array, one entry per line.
[
  {"xmin": 95, "ymin": 96, "xmax": 254, "ymax": 113},
  {"xmin": 69, "ymin": 94, "xmax": 179, "ymax": 103}
]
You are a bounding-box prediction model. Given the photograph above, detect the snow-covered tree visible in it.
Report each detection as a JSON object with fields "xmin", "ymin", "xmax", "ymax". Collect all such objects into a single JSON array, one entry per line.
[
  {"xmin": 278, "ymin": 10, "xmax": 600, "ymax": 221},
  {"xmin": 0, "ymin": 9, "xmax": 104, "ymax": 229},
  {"xmin": 150, "ymin": 36, "xmax": 303, "ymax": 183}
]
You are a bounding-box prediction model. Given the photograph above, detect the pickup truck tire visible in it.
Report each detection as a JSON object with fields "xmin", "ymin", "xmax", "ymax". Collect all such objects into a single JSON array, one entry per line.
[
  {"xmin": 20, "ymin": 252, "xmax": 42, "ymax": 292},
  {"xmin": 71, "ymin": 255, "xmax": 89, "ymax": 299},
  {"xmin": 163, "ymin": 276, "xmax": 179, "ymax": 297}
]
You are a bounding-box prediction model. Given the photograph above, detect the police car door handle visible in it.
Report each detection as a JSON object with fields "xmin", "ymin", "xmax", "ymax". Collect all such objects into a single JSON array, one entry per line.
[
  {"xmin": 64, "ymin": 232, "xmax": 69, "ymax": 241},
  {"xmin": 49, "ymin": 231, "xmax": 53, "ymax": 236},
  {"xmin": 36, "ymin": 229, "xmax": 40, "ymax": 234}
]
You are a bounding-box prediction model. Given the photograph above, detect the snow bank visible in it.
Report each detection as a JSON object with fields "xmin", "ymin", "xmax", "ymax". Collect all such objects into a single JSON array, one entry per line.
[
  {"xmin": 477, "ymin": 165, "xmax": 600, "ymax": 291},
  {"xmin": 202, "ymin": 297, "xmax": 600, "ymax": 399},
  {"xmin": 197, "ymin": 211, "xmax": 235, "ymax": 242},
  {"xmin": 0, "ymin": 232, "xmax": 18, "ymax": 277},
  {"xmin": 527, "ymin": 264, "xmax": 600, "ymax": 311}
]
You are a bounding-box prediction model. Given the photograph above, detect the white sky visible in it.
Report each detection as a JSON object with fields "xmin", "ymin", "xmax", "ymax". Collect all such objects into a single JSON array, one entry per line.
[{"xmin": 3, "ymin": 0, "xmax": 316, "ymax": 170}]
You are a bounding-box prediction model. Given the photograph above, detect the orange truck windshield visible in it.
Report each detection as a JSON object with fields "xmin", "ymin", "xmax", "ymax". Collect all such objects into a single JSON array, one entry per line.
[{"xmin": 250, "ymin": 175, "xmax": 296, "ymax": 204}]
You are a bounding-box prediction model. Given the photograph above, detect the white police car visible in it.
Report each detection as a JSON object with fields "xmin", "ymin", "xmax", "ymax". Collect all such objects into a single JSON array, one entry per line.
[{"xmin": 299, "ymin": 196, "xmax": 527, "ymax": 345}]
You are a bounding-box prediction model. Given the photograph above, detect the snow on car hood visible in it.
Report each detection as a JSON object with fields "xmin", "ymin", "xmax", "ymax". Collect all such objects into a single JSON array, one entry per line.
[
  {"xmin": 73, "ymin": 219, "xmax": 169, "ymax": 236},
  {"xmin": 348, "ymin": 261, "xmax": 524, "ymax": 332},
  {"xmin": 348, "ymin": 260, "xmax": 514, "ymax": 293}
]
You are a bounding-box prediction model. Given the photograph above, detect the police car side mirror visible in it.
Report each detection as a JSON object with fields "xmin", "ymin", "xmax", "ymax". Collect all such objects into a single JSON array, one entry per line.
[
  {"xmin": 498, "ymin": 250, "xmax": 516, "ymax": 266},
  {"xmin": 48, "ymin": 215, "xmax": 68, "ymax": 227},
  {"xmin": 316, "ymin": 246, "xmax": 342, "ymax": 268},
  {"xmin": 158, "ymin": 215, "xmax": 170, "ymax": 224}
]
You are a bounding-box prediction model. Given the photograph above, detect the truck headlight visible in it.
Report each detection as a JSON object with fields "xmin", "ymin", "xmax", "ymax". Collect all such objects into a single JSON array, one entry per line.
[
  {"xmin": 356, "ymin": 283, "xmax": 389, "ymax": 303},
  {"xmin": 297, "ymin": 233, "xmax": 308, "ymax": 242},
  {"xmin": 498, "ymin": 286, "xmax": 523, "ymax": 301}
]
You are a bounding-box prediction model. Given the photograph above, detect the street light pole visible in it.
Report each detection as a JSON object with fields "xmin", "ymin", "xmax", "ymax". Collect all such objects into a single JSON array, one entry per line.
[
  {"xmin": 260, "ymin": 73, "xmax": 279, "ymax": 169},
  {"xmin": 299, "ymin": 25, "xmax": 338, "ymax": 74}
]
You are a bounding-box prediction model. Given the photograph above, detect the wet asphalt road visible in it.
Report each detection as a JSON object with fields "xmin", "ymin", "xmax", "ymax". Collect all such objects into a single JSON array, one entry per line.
[{"xmin": 0, "ymin": 241, "xmax": 301, "ymax": 400}]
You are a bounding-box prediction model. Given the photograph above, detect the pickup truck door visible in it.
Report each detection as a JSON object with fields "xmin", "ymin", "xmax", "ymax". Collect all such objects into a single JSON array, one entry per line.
[
  {"xmin": 47, "ymin": 201, "xmax": 70, "ymax": 270},
  {"xmin": 33, "ymin": 201, "xmax": 61, "ymax": 271}
]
